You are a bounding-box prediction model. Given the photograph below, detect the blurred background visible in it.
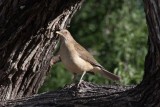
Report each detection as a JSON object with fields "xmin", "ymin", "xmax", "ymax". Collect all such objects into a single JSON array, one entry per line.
[{"xmin": 39, "ymin": 0, "xmax": 147, "ymax": 92}]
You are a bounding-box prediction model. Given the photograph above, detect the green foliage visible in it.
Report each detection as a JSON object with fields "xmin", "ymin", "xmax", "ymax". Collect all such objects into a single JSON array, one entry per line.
[
  {"xmin": 39, "ymin": 0, "xmax": 147, "ymax": 92},
  {"xmin": 99, "ymin": 0, "xmax": 147, "ymax": 85}
]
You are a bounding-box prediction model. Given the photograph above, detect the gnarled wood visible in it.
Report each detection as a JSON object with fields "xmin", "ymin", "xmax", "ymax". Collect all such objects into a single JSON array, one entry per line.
[
  {"xmin": 3, "ymin": 81, "xmax": 134, "ymax": 107},
  {"xmin": 1, "ymin": 0, "xmax": 160, "ymax": 106},
  {"xmin": 0, "ymin": 0, "xmax": 84, "ymax": 101}
]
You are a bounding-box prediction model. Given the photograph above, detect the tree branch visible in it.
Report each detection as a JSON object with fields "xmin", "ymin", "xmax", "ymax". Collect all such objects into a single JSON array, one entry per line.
[{"xmin": 3, "ymin": 81, "xmax": 134, "ymax": 107}]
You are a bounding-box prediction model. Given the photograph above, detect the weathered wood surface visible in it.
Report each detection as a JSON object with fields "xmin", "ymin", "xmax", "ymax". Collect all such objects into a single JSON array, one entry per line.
[
  {"xmin": 0, "ymin": 0, "xmax": 84, "ymax": 101},
  {"xmin": 3, "ymin": 81, "xmax": 134, "ymax": 107},
  {"xmin": 0, "ymin": 0, "xmax": 160, "ymax": 107}
]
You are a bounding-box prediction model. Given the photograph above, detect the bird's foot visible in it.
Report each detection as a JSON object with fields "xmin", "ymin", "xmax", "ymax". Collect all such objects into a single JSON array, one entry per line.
[
  {"xmin": 64, "ymin": 83, "xmax": 76, "ymax": 89},
  {"xmin": 77, "ymin": 79, "xmax": 84, "ymax": 88},
  {"xmin": 76, "ymin": 81, "xmax": 94, "ymax": 93},
  {"xmin": 63, "ymin": 80, "xmax": 84, "ymax": 90}
]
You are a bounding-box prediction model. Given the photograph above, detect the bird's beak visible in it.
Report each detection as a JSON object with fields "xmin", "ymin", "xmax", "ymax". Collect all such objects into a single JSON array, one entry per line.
[{"xmin": 56, "ymin": 31, "xmax": 63, "ymax": 36}]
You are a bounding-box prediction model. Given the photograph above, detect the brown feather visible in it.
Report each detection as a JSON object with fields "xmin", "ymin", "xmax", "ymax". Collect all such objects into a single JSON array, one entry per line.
[
  {"xmin": 74, "ymin": 42, "xmax": 101, "ymax": 67},
  {"xmin": 100, "ymin": 68, "xmax": 120, "ymax": 81},
  {"xmin": 57, "ymin": 29, "xmax": 120, "ymax": 81},
  {"xmin": 74, "ymin": 42, "xmax": 120, "ymax": 81}
]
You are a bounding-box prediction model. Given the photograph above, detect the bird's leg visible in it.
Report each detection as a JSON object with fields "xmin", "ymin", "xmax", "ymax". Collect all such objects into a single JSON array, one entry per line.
[
  {"xmin": 77, "ymin": 71, "xmax": 86, "ymax": 87},
  {"xmin": 72, "ymin": 73, "xmax": 77, "ymax": 83},
  {"xmin": 64, "ymin": 73, "xmax": 77, "ymax": 88}
]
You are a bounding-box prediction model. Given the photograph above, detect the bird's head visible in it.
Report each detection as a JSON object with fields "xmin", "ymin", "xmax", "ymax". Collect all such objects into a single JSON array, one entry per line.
[{"xmin": 56, "ymin": 29, "xmax": 74, "ymax": 41}]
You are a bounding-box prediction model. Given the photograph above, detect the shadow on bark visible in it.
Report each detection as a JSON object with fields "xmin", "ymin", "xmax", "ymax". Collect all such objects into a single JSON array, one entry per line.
[{"xmin": 0, "ymin": 0, "xmax": 160, "ymax": 107}]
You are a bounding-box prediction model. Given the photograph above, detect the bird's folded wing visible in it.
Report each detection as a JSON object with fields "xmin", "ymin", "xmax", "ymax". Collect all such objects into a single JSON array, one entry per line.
[{"xmin": 74, "ymin": 42, "xmax": 102, "ymax": 68}]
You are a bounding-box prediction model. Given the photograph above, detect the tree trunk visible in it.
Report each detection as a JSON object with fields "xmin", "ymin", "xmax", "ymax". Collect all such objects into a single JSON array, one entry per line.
[
  {"xmin": 0, "ymin": 0, "xmax": 83, "ymax": 101},
  {"xmin": 1, "ymin": 0, "xmax": 160, "ymax": 106}
]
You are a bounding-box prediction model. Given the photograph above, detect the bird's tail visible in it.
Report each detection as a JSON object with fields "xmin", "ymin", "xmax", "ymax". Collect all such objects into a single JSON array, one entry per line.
[{"xmin": 99, "ymin": 68, "xmax": 120, "ymax": 81}]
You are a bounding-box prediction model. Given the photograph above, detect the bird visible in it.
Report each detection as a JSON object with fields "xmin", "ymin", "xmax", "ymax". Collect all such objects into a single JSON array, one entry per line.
[{"xmin": 56, "ymin": 29, "xmax": 120, "ymax": 85}]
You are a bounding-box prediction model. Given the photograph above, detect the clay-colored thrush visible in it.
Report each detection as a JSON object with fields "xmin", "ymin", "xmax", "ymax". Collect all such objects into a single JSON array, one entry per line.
[{"xmin": 56, "ymin": 29, "xmax": 120, "ymax": 84}]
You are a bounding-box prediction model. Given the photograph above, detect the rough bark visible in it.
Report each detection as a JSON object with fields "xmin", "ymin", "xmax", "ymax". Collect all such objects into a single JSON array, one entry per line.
[
  {"xmin": 0, "ymin": 0, "xmax": 160, "ymax": 106},
  {"xmin": 3, "ymin": 81, "xmax": 134, "ymax": 107},
  {"xmin": 0, "ymin": 0, "xmax": 83, "ymax": 101}
]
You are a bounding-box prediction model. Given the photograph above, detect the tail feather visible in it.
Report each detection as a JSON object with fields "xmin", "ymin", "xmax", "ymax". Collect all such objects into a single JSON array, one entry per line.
[{"xmin": 100, "ymin": 68, "xmax": 120, "ymax": 81}]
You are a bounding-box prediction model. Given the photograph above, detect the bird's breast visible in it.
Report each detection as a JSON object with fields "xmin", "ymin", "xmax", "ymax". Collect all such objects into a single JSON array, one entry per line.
[{"xmin": 59, "ymin": 42, "xmax": 93, "ymax": 74}]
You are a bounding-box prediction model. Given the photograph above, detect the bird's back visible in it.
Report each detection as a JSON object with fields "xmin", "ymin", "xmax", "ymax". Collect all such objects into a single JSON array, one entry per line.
[{"xmin": 74, "ymin": 42, "xmax": 102, "ymax": 68}]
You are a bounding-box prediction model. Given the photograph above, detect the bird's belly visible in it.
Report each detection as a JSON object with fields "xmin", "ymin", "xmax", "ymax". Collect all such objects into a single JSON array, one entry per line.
[{"xmin": 61, "ymin": 54, "xmax": 93, "ymax": 74}]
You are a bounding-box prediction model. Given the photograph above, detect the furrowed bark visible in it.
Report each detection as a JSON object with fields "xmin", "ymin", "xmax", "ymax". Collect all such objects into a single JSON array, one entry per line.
[
  {"xmin": 1, "ymin": 0, "xmax": 160, "ymax": 107},
  {"xmin": 0, "ymin": 0, "xmax": 84, "ymax": 101}
]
